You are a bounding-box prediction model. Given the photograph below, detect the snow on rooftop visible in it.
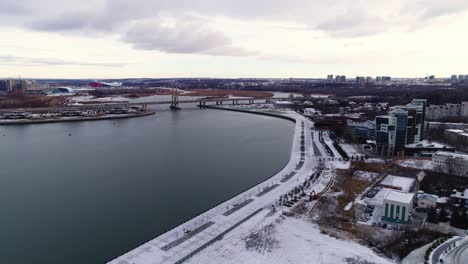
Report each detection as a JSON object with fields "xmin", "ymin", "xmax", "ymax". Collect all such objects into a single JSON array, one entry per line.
[
  {"xmin": 405, "ymin": 140, "xmax": 451, "ymax": 149},
  {"xmin": 451, "ymin": 189, "xmax": 468, "ymax": 200},
  {"xmin": 380, "ymin": 175, "xmax": 415, "ymax": 192},
  {"xmin": 417, "ymin": 193, "xmax": 438, "ymax": 203},
  {"xmin": 385, "ymin": 190, "xmax": 415, "ymax": 204},
  {"xmin": 433, "ymin": 151, "xmax": 468, "ymax": 162}
]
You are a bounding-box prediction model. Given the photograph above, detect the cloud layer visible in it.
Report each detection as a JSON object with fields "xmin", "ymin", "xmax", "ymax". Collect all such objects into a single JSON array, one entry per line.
[{"xmin": 4, "ymin": 0, "xmax": 467, "ymax": 57}]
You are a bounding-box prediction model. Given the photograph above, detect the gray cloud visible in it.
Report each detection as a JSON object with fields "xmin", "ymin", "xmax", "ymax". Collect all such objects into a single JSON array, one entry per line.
[
  {"xmin": 123, "ymin": 18, "xmax": 254, "ymax": 56},
  {"xmin": 0, "ymin": 55, "xmax": 125, "ymax": 67}
]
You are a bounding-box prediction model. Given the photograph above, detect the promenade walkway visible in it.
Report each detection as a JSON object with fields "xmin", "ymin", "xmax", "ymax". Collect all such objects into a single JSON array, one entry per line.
[{"xmin": 108, "ymin": 111, "xmax": 324, "ymax": 264}]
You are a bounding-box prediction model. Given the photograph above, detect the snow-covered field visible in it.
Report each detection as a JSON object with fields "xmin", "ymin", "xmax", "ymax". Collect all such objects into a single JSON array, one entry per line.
[
  {"xmin": 186, "ymin": 210, "xmax": 393, "ymax": 264},
  {"xmin": 353, "ymin": 171, "xmax": 380, "ymax": 182}
]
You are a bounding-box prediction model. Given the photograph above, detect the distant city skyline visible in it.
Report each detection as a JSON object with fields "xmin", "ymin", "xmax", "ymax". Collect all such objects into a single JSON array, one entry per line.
[{"xmin": 1, "ymin": 0, "xmax": 468, "ymax": 78}]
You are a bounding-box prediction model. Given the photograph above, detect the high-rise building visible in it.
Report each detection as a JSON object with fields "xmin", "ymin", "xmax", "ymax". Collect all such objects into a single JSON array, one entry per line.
[
  {"xmin": 0, "ymin": 80, "xmax": 7, "ymax": 92},
  {"xmin": 375, "ymin": 115, "xmax": 396, "ymax": 156},
  {"xmin": 14, "ymin": 80, "xmax": 27, "ymax": 96},
  {"xmin": 327, "ymin": 75, "xmax": 334, "ymax": 83},
  {"xmin": 376, "ymin": 76, "xmax": 382, "ymax": 82},
  {"xmin": 356, "ymin": 76, "xmax": 366, "ymax": 87},
  {"xmin": 451, "ymin": 75, "xmax": 458, "ymax": 83},
  {"xmin": 375, "ymin": 99, "xmax": 426, "ymax": 156},
  {"xmin": 6, "ymin": 79, "xmax": 15, "ymax": 92}
]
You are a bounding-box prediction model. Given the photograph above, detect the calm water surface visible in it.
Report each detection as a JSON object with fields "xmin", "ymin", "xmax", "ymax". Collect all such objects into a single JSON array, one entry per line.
[{"xmin": 0, "ymin": 106, "xmax": 294, "ymax": 264}]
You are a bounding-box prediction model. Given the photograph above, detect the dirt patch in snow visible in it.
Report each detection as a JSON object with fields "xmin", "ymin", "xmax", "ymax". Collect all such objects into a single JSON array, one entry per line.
[{"xmin": 243, "ymin": 223, "xmax": 280, "ymax": 254}]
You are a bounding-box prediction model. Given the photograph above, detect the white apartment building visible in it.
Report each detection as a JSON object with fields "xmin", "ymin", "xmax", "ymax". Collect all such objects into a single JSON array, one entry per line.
[
  {"xmin": 432, "ymin": 151, "xmax": 468, "ymax": 177},
  {"xmin": 462, "ymin": 101, "xmax": 468, "ymax": 118},
  {"xmin": 426, "ymin": 104, "xmax": 461, "ymax": 120}
]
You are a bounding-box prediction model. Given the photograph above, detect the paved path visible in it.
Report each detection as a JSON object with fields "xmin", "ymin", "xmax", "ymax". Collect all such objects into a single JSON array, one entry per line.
[
  {"xmin": 431, "ymin": 237, "xmax": 463, "ymax": 264},
  {"xmin": 445, "ymin": 238, "xmax": 468, "ymax": 264},
  {"xmin": 108, "ymin": 111, "xmax": 327, "ymax": 264}
]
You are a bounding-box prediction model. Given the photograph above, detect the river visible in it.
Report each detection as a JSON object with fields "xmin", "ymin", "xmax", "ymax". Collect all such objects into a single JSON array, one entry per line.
[{"xmin": 0, "ymin": 105, "xmax": 294, "ymax": 264}]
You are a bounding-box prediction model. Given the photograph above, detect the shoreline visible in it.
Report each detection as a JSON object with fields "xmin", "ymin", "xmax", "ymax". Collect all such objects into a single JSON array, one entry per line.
[
  {"xmin": 108, "ymin": 107, "xmax": 314, "ymax": 264},
  {"xmin": 0, "ymin": 110, "xmax": 155, "ymax": 125},
  {"xmin": 204, "ymin": 105, "xmax": 296, "ymax": 122}
]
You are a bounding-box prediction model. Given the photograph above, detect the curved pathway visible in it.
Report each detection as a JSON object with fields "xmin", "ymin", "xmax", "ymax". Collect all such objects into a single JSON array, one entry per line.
[
  {"xmin": 445, "ymin": 238, "xmax": 468, "ymax": 264},
  {"xmin": 108, "ymin": 110, "xmax": 323, "ymax": 264}
]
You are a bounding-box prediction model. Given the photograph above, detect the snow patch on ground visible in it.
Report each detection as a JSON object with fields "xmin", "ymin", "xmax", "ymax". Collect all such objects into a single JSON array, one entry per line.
[
  {"xmin": 365, "ymin": 158, "xmax": 386, "ymax": 164},
  {"xmin": 344, "ymin": 202, "xmax": 353, "ymax": 211},
  {"xmin": 186, "ymin": 211, "xmax": 394, "ymax": 264},
  {"xmin": 353, "ymin": 171, "xmax": 380, "ymax": 182}
]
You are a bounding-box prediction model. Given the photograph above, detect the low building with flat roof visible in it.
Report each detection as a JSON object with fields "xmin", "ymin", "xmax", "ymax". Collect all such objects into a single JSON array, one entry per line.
[
  {"xmin": 445, "ymin": 129, "xmax": 468, "ymax": 151},
  {"xmin": 380, "ymin": 175, "xmax": 415, "ymax": 192},
  {"xmin": 382, "ymin": 190, "xmax": 415, "ymax": 223},
  {"xmin": 404, "ymin": 140, "xmax": 455, "ymax": 157},
  {"xmin": 432, "ymin": 151, "xmax": 468, "ymax": 177}
]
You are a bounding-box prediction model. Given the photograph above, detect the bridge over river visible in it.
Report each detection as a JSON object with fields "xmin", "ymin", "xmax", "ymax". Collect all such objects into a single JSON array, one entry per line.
[{"xmin": 0, "ymin": 97, "xmax": 277, "ymax": 114}]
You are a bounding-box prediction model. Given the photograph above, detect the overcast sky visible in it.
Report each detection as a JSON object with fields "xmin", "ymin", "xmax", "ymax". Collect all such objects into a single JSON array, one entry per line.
[{"xmin": 1, "ymin": 0, "xmax": 468, "ymax": 78}]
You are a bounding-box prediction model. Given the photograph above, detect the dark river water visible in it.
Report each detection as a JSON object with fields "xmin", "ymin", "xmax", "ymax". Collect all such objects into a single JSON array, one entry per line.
[{"xmin": 0, "ymin": 106, "xmax": 294, "ymax": 264}]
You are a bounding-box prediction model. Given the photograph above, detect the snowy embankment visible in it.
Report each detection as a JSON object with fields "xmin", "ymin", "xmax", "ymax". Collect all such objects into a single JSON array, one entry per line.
[
  {"xmin": 322, "ymin": 132, "xmax": 342, "ymax": 158},
  {"xmin": 186, "ymin": 210, "xmax": 393, "ymax": 264},
  {"xmin": 340, "ymin": 144, "xmax": 359, "ymax": 158}
]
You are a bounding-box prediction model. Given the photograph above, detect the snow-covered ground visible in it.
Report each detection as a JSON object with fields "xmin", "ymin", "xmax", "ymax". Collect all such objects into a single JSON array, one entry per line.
[
  {"xmin": 396, "ymin": 159, "xmax": 434, "ymax": 170},
  {"xmin": 340, "ymin": 144, "xmax": 360, "ymax": 157},
  {"xmin": 353, "ymin": 171, "xmax": 381, "ymax": 182},
  {"xmin": 185, "ymin": 210, "xmax": 393, "ymax": 264},
  {"xmin": 365, "ymin": 158, "xmax": 386, "ymax": 164},
  {"xmin": 322, "ymin": 132, "xmax": 341, "ymax": 158}
]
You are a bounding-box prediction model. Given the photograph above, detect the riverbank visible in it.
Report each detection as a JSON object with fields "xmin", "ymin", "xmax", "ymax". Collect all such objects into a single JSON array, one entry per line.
[
  {"xmin": 0, "ymin": 110, "xmax": 155, "ymax": 125},
  {"xmin": 108, "ymin": 109, "xmax": 311, "ymax": 264}
]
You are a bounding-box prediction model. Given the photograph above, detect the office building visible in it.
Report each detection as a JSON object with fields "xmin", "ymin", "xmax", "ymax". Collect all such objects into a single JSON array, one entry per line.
[
  {"xmin": 375, "ymin": 99, "xmax": 426, "ymax": 156},
  {"xmin": 382, "ymin": 190, "xmax": 414, "ymax": 223},
  {"xmin": 375, "ymin": 115, "xmax": 396, "ymax": 156},
  {"xmin": 347, "ymin": 120, "xmax": 375, "ymax": 141}
]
